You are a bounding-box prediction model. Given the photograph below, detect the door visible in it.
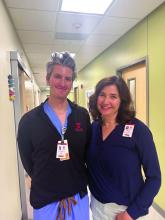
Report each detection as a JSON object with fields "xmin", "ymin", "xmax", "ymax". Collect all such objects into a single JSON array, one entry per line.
[
  {"xmin": 19, "ymin": 69, "xmax": 35, "ymax": 114},
  {"xmin": 74, "ymin": 86, "xmax": 79, "ymax": 104},
  {"xmin": 120, "ymin": 61, "xmax": 148, "ymax": 124}
]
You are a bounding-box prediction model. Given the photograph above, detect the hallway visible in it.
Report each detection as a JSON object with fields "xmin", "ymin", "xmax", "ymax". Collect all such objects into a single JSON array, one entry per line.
[{"xmin": 0, "ymin": 1, "xmax": 165, "ymax": 219}]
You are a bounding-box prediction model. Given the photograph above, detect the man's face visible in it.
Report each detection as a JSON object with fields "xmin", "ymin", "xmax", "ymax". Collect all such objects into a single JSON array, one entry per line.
[{"xmin": 47, "ymin": 64, "xmax": 73, "ymax": 100}]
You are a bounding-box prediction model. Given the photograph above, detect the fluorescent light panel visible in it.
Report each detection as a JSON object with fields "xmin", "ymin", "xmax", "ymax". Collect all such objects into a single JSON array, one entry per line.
[{"xmin": 61, "ymin": 0, "xmax": 114, "ymax": 14}]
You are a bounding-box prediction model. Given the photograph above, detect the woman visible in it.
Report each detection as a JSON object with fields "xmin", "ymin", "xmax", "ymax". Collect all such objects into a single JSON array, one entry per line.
[{"xmin": 87, "ymin": 76, "xmax": 161, "ymax": 220}]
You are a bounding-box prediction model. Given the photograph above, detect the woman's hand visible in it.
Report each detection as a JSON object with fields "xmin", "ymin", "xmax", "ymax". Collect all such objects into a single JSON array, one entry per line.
[{"xmin": 116, "ymin": 211, "xmax": 133, "ymax": 220}]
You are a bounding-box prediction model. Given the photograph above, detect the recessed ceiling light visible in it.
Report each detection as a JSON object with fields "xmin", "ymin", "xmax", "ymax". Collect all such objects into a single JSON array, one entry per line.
[
  {"xmin": 73, "ymin": 23, "xmax": 82, "ymax": 29},
  {"xmin": 45, "ymin": 87, "xmax": 50, "ymax": 91},
  {"xmin": 70, "ymin": 53, "xmax": 76, "ymax": 58},
  {"xmin": 61, "ymin": 0, "xmax": 114, "ymax": 14}
]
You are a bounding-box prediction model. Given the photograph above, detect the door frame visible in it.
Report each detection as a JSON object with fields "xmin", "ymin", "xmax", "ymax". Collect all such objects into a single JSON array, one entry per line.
[
  {"xmin": 116, "ymin": 57, "xmax": 149, "ymax": 125},
  {"xmin": 10, "ymin": 51, "xmax": 32, "ymax": 220}
]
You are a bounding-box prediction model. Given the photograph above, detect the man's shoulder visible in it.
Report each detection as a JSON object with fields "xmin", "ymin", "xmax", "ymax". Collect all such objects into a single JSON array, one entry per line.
[
  {"xmin": 20, "ymin": 104, "xmax": 42, "ymax": 123},
  {"xmin": 69, "ymin": 100, "xmax": 89, "ymax": 115},
  {"xmin": 76, "ymin": 105, "xmax": 88, "ymax": 113}
]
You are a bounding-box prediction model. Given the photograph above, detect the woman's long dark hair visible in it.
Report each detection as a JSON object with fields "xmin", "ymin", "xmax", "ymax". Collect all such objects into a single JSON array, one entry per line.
[{"xmin": 89, "ymin": 75, "xmax": 135, "ymax": 123}]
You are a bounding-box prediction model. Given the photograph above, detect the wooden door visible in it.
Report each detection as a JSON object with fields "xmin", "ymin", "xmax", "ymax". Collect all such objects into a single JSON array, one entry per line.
[{"xmin": 121, "ymin": 62, "xmax": 147, "ymax": 124}]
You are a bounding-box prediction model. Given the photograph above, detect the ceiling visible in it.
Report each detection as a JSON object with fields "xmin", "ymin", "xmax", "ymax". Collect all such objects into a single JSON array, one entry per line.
[{"xmin": 3, "ymin": 0, "xmax": 165, "ymax": 90}]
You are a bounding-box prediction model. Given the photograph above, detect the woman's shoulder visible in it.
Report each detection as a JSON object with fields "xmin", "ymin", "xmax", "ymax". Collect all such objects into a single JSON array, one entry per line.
[
  {"xmin": 131, "ymin": 118, "xmax": 148, "ymax": 128},
  {"xmin": 91, "ymin": 120, "xmax": 100, "ymax": 129},
  {"xmin": 130, "ymin": 118, "xmax": 152, "ymax": 137},
  {"xmin": 92, "ymin": 120, "xmax": 100, "ymax": 125}
]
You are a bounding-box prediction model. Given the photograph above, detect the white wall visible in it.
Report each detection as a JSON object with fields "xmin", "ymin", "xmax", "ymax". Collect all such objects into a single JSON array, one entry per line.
[{"xmin": 0, "ymin": 1, "xmax": 35, "ymax": 219}]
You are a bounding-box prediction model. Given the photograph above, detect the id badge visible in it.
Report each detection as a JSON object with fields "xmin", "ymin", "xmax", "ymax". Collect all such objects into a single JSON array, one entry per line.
[
  {"xmin": 56, "ymin": 140, "xmax": 70, "ymax": 161},
  {"xmin": 122, "ymin": 124, "xmax": 134, "ymax": 137}
]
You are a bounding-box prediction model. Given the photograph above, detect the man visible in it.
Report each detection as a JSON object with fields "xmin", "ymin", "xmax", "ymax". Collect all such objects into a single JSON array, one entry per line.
[{"xmin": 17, "ymin": 52, "xmax": 91, "ymax": 220}]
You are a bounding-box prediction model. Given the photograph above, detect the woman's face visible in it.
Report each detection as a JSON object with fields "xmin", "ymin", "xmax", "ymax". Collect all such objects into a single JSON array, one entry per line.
[{"xmin": 97, "ymin": 84, "xmax": 121, "ymax": 118}]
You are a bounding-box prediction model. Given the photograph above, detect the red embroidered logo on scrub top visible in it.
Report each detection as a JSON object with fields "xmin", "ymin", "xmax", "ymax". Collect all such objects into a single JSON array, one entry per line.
[{"xmin": 75, "ymin": 122, "xmax": 83, "ymax": 132}]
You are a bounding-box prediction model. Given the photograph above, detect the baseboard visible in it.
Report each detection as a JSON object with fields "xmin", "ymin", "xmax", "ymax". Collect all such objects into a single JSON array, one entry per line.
[{"xmin": 153, "ymin": 202, "xmax": 165, "ymax": 218}]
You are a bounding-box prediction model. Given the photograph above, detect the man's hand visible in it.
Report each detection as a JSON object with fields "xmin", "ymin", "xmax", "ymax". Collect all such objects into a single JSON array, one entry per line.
[{"xmin": 116, "ymin": 211, "xmax": 133, "ymax": 220}]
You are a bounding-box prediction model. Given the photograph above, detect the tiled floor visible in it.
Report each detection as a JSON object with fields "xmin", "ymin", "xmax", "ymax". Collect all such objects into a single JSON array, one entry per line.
[{"xmin": 147, "ymin": 207, "xmax": 165, "ymax": 220}]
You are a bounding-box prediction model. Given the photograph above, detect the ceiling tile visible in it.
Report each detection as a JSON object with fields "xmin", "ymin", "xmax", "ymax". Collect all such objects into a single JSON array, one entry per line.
[
  {"xmin": 27, "ymin": 53, "xmax": 50, "ymax": 63},
  {"xmin": 53, "ymin": 39, "xmax": 84, "ymax": 53},
  {"xmin": 52, "ymin": 46, "xmax": 79, "ymax": 54},
  {"xmin": 32, "ymin": 67, "xmax": 45, "ymax": 74},
  {"xmin": 9, "ymin": 8, "xmax": 56, "ymax": 31},
  {"xmin": 77, "ymin": 46, "xmax": 106, "ymax": 60},
  {"xmin": 18, "ymin": 30, "xmax": 54, "ymax": 44},
  {"xmin": 23, "ymin": 43, "xmax": 52, "ymax": 53},
  {"xmin": 4, "ymin": 0, "xmax": 60, "ymax": 11},
  {"xmin": 93, "ymin": 16, "xmax": 139, "ymax": 35},
  {"xmin": 85, "ymin": 34, "xmax": 120, "ymax": 46},
  {"xmin": 31, "ymin": 64, "xmax": 46, "ymax": 72},
  {"xmin": 107, "ymin": 0, "xmax": 165, "ymax": 18}
]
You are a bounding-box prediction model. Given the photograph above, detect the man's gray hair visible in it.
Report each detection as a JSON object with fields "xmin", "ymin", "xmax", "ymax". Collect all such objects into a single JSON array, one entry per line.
[{"xmin": 46, "ymin": 52, "xmax": 76, "ymax": 81}]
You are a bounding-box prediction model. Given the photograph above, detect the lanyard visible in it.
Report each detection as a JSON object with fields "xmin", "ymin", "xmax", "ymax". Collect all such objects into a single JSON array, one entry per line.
[
  {"xmin": 61, "ymin": 126, "xmax": 67, "ymax": 143},
  {"xmin": 43, "ymin": 101, "xmax": 71, "ymax": 141}
]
